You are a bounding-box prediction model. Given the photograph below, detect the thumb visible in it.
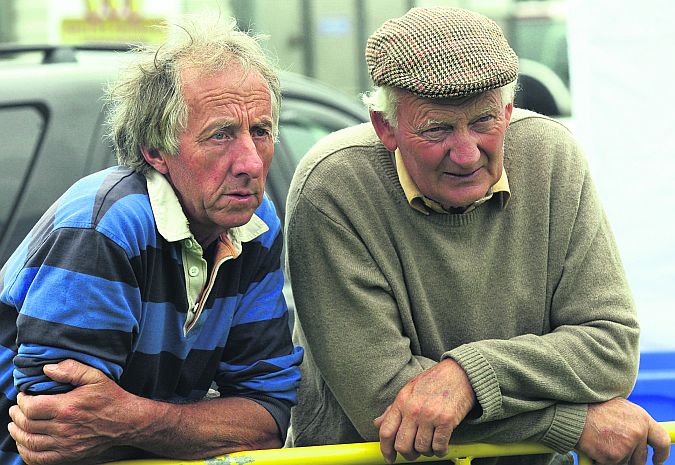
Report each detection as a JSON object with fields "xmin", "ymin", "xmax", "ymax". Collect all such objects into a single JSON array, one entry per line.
[
  {"xmin": 648, "ymin": 418, "xmax": 671, "ymax": 465},
  {"xmin": 373, "ymin": 405, "xmax": 391, "ymax": 428},
  {"xmin": 43, "ymin": 359, "xmax": 107, "ymax": 387}
]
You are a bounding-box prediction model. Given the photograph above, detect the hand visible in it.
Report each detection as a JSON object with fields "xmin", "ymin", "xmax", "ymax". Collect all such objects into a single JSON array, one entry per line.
[
  {"xmin": 373, "ymin": 358, "xmax": 476, "ymax": 464},
  {"xmin": 577, "ymin": 397, "xmax": 671, "ymax": 465},
  {"xmin": 8, "ymin": 359, "xmax": 133, "ymax": 465}
]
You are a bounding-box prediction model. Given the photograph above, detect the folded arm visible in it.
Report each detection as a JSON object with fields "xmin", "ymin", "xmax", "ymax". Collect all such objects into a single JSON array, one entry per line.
[{"xmin": 9, "ymin": 360, "xmax": 281, "ymax": 465}]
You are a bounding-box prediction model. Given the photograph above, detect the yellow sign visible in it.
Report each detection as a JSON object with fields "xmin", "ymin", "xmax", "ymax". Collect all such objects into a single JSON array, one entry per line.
[{"xmin": 61, "ymin": 0, "xmax": 167, "ymax": 45}]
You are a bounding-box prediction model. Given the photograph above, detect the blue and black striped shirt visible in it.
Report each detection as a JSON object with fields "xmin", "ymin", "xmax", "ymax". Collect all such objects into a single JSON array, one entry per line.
[{"xmin": 0, "ymin": 166, "xmax": 303, "ymax": 464}]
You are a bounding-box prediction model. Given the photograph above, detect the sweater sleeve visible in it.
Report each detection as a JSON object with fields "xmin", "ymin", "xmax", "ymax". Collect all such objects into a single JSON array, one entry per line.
[{"xmin": 445, "ymin": 120, "xmax": 639, "ymax": 452}]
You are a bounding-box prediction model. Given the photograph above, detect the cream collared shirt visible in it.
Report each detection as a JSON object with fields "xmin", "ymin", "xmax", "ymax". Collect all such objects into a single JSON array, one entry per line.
[
  {"xmin": 145, "ymin": 170, "xmax": 269, "ymax": 334},
  {"xmin": 394, "ymin": 148, "xmax": 511, "ymax": 214}
]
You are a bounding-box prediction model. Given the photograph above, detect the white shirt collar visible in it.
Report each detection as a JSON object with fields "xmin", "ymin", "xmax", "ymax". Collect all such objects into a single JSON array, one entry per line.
[{"xmin": 144, "ymin": 169, "xmax": 268, "ymax": 246}]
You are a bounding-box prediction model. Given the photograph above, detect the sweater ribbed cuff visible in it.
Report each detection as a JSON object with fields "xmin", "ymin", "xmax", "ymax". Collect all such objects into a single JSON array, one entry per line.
[
  {"xmin": 540, "ymin": 403, "xmax": 587, "ymax": 454},
  {"xmin": 444, "ymin": 344, "xmax": 502, "ymax": 422}
]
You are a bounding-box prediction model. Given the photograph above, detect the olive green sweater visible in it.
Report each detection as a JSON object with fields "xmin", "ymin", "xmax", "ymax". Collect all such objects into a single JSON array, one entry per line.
[{"xmin": 285, "ymin": 110, "xmax": 639, "ymax": 464}]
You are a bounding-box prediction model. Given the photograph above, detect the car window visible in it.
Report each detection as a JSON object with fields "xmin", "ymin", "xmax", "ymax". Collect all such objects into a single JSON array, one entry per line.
[
  {"xmin": 0, "ymin": 104, "xmax": 44, "ymax": 233},
  {"xmin": 279, "ymin": 98, "xmax": 365, "ymax": 166},
  {"xmin": 266, "ymin": 97, "xmax": 366, "ymax": 222},
  {"xmin": 280, "ymin": 118, "xmax": 337, "ymax": 166},
  {"xmin": 85, "ymin": 106, "xmax": 118, "ymax": 173}
]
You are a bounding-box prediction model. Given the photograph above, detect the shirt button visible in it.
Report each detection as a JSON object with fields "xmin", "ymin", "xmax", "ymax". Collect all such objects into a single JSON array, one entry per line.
[
  {"xmin": 185, "ymin": 239, "xmax": 193, "ymax": 249},
  {"xmin": 188, "ymin": 266, "xmax": 199, "ymax": 277}
]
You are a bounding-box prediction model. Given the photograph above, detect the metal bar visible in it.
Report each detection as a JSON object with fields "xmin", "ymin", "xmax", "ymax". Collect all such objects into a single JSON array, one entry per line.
[
  {"xmin": 300, "ymin": 0, "xmax": 315, "ymax": 78},
  {"xmin": 109, "ymin": 421, "xmax": 675, "ymax": 465},
  {"xmin": 353, "ymin": 0, "xmax": 369, "ymax": 93}
]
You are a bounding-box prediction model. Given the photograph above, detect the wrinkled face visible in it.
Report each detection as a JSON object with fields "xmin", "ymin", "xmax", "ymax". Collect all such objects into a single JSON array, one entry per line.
[
  {"xmin": 376, "ymin": 89, "xmax": 512, "ymax": 209},
  {"xmin": 148, "ymin": 65, "xmax": 274, "ymax": 245}
]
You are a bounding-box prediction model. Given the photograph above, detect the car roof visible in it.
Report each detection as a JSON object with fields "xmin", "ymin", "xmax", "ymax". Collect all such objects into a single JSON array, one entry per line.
[{"xmin": 0, "ymin": 44, "xmax": 367, "ymax": 119}]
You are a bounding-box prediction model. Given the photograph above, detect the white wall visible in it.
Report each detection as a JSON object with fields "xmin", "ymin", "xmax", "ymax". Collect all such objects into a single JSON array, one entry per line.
[{"xmin": 567, "ymin": 0, "xmax": 675, "ymax": 351}]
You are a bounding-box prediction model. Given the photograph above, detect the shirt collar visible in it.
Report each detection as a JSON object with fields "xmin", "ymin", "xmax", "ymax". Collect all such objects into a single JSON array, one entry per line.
[
  {"xmin": 145, "ymin": 169, "xmax": 268, "ymax": 245},
  {"xmin": 394, "ymin": 148, "xmax": 511, "ymax": 215}
]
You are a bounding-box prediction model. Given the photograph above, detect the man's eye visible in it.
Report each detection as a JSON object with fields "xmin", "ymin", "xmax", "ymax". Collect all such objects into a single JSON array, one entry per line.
[
  {"xmin": 475, "ymin": 115, "xmax": 494, "ymax": 124},
  {"xmin": 211, "ymin": 130, "xmax": 229, "ymax": 141},
  {"xmin": 422, "ymin": 126, "xmax": 450, "ymax": 139},
  {"xmin": 252, "ymin": 127, "xmax": 271, "ymax": 138}
]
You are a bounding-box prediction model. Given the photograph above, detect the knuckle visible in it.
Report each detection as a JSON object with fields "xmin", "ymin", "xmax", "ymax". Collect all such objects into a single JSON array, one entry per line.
[
  {"xmin": 405, "ymin": 403, "xmax": 422, "ymax": 417},
  {"xmin": 414, "ymin": 440, "xmax": 430, "ymax": 455},
  {"xmin": 395, "ymin": 438, "xmax": 411, "ymax": 454},
  {"xmin": 434, "ymin": 423, "xmax": 454, "ymax": 438},
  {"xmin": 603, "ymin": 448, "xmax": 626, "ymax": 463},
  {"xmin": 435, "ymin": 412, "xmax": 455, "ymax": 427},
  {"xmin": 58, "ymin": 403, "xmax": 79, "ymax": 421},
  {"xmin": 419, "ymin": 405, "xmax": 436, "ymax": 419},
  {"xmin": 379, "ymin": 426, "xmax": 396, "ymax": 441}
]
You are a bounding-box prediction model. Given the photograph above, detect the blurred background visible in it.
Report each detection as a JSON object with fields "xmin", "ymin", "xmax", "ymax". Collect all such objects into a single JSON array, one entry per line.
[
  {"xmin": 0, "ymin": 0, "xmax": 673, "ymax": 360},
  {"xmin": 1, "ymin": 2, "xmax": 675, "ymax": 459},
  {"xmin": 0, "ymin": 0, "xmax": 570, "ymax": 100}
]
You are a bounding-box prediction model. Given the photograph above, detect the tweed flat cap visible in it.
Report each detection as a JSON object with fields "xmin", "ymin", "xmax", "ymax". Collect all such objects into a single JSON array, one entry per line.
[{"xmin": 366, "ymin": 7, "xmax": 519, "ymax": 98}]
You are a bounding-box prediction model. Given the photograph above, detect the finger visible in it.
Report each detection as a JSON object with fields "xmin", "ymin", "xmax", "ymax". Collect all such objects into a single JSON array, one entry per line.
[
  {"xmin": 16, "ymin": 393, "xmax": 56, "ymax": 421},
  {"xmin": 432, "ymin": 423, "xmax": 454, "ymax": 458},
  {"xmin": 378, "ymin": 407, "xmax": 402, "ymax": 464},
  {"xmin": 395, "ymin": 417, "xmax": 420, "ymax": 462},
  {"xmin": 414, "ymin": 422, "xmax": 435, "ymax": 457},
  {"xmin": 15, "ymin": 443, "xmax": 66, "ymax": 465},
  {"xmin": 647, "ymin": 419, "xmax": 671, "ymax": 465},
  {"xmin": 8, "ymin": 405, "xmax": 22, "ymax": 423},
  {"xmin": 629, "ymin": 443, "xmax": 648, "ymax": 465},
  {"xmin": 9, "ymin": 405, "xmax": 57, "ymax": 436},
  {"xmin": 43, "ymin": 359, "xmax": 106, "ymax": 386},
  {"xmin": 7, "ymin": 422, "xmax": 55, "ymax": 452},
  {"xmin": 9, "ymin": 406, "xmax": 29, "ymax": 431}
]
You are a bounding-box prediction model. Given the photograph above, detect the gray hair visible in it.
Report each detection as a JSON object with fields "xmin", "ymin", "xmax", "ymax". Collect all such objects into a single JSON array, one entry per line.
[
  {"xmin": 105, "ymin": 15, "xmax": 281, "ymax": 174},
  {"xmin": 361, "ymin": 80, "xmax": 518, "ymax": 127}
]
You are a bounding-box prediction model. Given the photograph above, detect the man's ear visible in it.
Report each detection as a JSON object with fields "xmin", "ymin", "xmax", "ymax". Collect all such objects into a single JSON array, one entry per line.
[
  {"xmin": 141, "ymin": 147, "xmax": 169, "ymax": 174},
  {"xmin": 504, "ymin": 102, "xmax": 514, "ymax": 125},
  {"xmin": 370, "ymin": 111, "xmax": 398, "ymax": 152}
]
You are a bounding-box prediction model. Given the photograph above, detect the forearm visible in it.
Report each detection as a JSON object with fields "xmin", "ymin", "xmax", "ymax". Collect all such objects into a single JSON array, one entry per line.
[
  {"xmin": 67, "ymin": 446, "xmax": 156, "ymax": 465},
  {"xmin": 120, "ymin": 395, "xmax": 281, "ymax": 459},
  {"xmin": 452, "ymin": 402, "xmax": 587, "ymax": 454}
]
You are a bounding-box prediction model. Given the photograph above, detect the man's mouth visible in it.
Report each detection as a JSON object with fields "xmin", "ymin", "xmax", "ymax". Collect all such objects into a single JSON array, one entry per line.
[
  {"xmin": 223, "ymin": 190, "xmax": 258, "ymax": 203},
  {"xmin": 445, "ymin": 167, "xmax": 481, "ymax": 178},
  {"xmin": 227, "ymin": 189, "xmax": 256, "ymax": 197}
]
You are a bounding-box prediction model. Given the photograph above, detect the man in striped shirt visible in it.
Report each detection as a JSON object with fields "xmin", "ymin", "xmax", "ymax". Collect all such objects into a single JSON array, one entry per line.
[{"xmin": 0, "ymin": 15, "xmax": 302, "ymax": 465}]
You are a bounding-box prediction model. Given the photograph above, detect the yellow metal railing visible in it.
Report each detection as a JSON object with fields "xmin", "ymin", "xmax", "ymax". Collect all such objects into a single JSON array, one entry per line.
[{"xmin": 111, "ymin": 421, "xmax": 675, "ymax": 465}]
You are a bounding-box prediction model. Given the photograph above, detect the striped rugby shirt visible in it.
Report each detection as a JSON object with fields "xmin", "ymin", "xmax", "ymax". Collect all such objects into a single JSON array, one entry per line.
[{"xmin": 0, "ymin": 166, "xmax": 303, "ymax": 465}]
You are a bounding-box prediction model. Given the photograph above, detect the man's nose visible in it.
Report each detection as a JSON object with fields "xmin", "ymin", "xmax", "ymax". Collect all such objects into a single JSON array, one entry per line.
[
  {"xmin": 232, "ymin": 134, "xmax": 264, "ymax": 178},
  {"xmin": 449, "ymin": 133, "xmax": 481, "ymax": 166}
]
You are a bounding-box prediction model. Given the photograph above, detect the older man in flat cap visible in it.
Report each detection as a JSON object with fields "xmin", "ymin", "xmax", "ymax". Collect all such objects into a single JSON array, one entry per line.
[{"xmin": 285, "ymin": 7, "xmax": 670, "ymax": 465}]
